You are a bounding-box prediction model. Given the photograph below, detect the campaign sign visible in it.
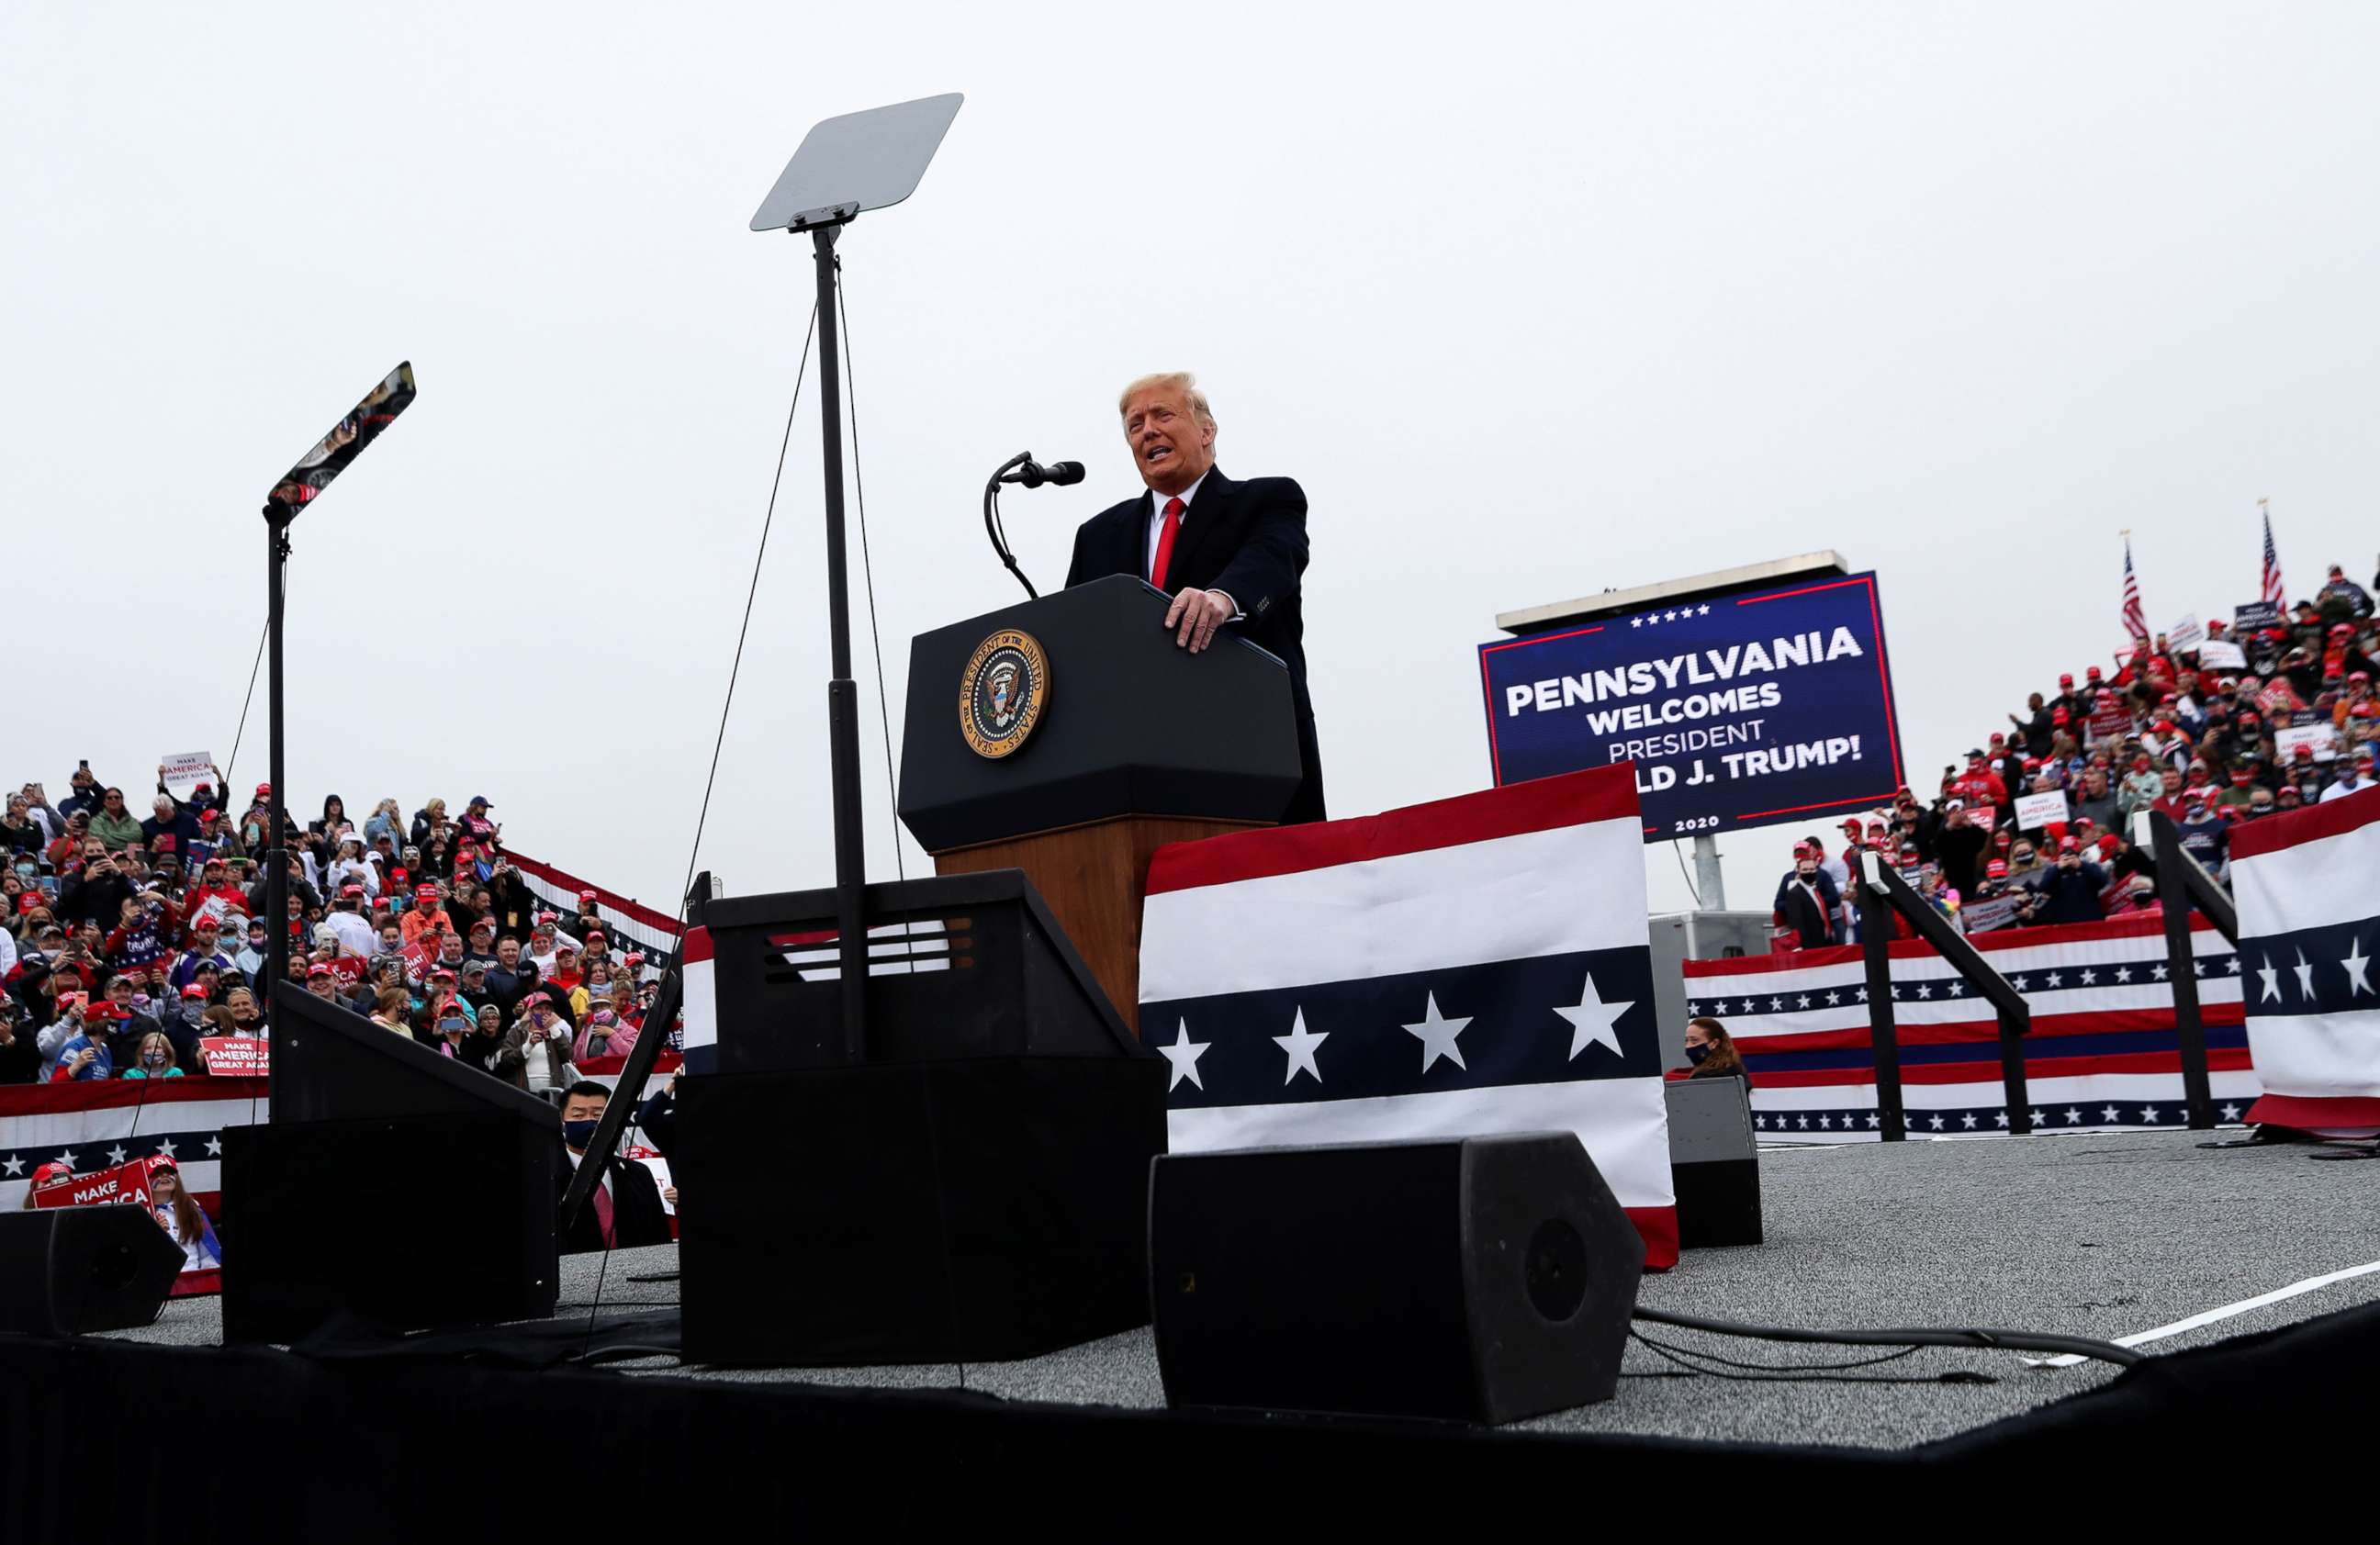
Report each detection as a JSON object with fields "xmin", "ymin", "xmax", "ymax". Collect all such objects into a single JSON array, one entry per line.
[
  {"xmin": 199, "ymin": 1036, "xmax": 270, "ymax": 1077},
  {"xmin": 32, "ymin": 1159, "xmax": 156, "ymax": 1211},
  {"xmin": 1478, "ymin": 572, "xmax": 1904, "ymax": 840},
  {"xmin": 2014, "ymin": 790, "xmax": 2071, "ymax": 831},
  {"xmin": 2234, "ymin": 600, "xmax": 2285, "ymax": 634},
  {"xmin": 2197, "ymin": 638, "xmax": 2248, "ymax": 670},
  {"xmin": 159, "ymin": 752, "xmax": 214, "ymax": 797}
]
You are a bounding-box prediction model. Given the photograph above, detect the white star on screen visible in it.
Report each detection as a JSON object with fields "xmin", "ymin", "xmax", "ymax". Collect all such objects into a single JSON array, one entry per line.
[
  {"xmin": 1630, "ymin": 616, "xmax": 1642, "ymax": 628},
  {"xmin": 1698, "ymin": 603, "xmax": 1711, "ymax": 615},
  {"xmin": 1402, "ymin": 991, "xmax": 1472, "ymax": 1074},
  {"xmin": 1272, "ymin": 1008, "xmax": 1328, "ymax": 1086},
  {"xmin": 1553, "ymin": 971, "xmax": 1631, "ymax": 1061},
  {"xmin": 2292, "ymin": 950, "xmax": 2317, "ymax": 1000},
  {"xmin": 1158, "ymin": 1023, "xmax": 1211, "ymax": 1092},
  {"xmin": 2257, "ymin": 957, "xmax": 2283, "ymax": 1003}
]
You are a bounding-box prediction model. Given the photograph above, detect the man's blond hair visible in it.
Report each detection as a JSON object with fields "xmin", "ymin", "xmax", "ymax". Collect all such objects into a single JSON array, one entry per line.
[{"xmin": 1117, "ymin": 372, "xmax": 1215, "ymax": 431}]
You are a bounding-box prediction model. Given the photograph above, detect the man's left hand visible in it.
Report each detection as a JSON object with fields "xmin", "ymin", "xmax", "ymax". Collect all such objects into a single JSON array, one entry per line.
[{"xmin": 1165, "ymin": 588, "xmax": 1233, "ymax": 654}]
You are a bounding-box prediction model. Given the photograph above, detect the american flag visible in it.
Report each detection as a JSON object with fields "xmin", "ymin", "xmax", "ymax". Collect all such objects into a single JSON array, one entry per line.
[
  {"xmin": 2260, "ymin": 499, "xmax": 2286, "ymax": 607},
  {"xmin": 2120, "ymin": 535, "xmax": 2147, "ymax": 644},
  {"xmin": 1138, "ymin": 766, "xmax": 1678, "ymax": 1268},
  {"xmin": 1682, "ymin": 914, "xmax": 2258, "ymax": 1141}
]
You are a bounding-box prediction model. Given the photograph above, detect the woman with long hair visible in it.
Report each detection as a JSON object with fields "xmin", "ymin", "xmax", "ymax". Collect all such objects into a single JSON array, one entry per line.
[
  {"xmin": 1684, "ymin": 1016, "xmax": 1750, "ymax": 1084},
  {"xmin": 411, "ymin": 797, "xmax": 448, "ymax": 850},
  {"xmin": 309, "ymin": 794, "xmax": 347, "ymax": 842},
  {"xmin": 369, "ymin": 987, "xmax": 416, "ymax": 1038},
  {"xmin": 122, "ymin": 1030, "xmax": 183, "ymax": 1079},
  {"xmin": 364, "ymin": 798, "xmax": 405, "ymax": 849},
  {"xmin": 148, "ymin": 1159, "xmax": 221, "ymax": 1271}
]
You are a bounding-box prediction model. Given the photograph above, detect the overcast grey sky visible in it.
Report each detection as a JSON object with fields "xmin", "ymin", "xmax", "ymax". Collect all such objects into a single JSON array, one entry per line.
[{"xmin": 6, "ymin": 3, "xmax": 2376, "ymax": 917}]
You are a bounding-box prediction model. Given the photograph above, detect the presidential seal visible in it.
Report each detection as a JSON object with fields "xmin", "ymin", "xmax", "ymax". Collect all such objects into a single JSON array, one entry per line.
[{"xmin": 959, "ymin": 629, "xmax": 1050, "ymax": 759}]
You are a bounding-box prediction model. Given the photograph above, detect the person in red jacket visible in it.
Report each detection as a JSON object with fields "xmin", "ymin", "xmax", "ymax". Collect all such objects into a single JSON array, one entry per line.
[{"xmin": 180, "ymin": 856, "xmax": 248, "ymax": 940}]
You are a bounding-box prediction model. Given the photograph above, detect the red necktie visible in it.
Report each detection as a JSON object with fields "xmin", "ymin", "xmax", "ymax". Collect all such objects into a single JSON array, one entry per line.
[
  {"xmin": 590, "ymin": 1175, "xmax": 617, "ymax": 1248},
  {"xmin": 1150, "ymin": 497, "xmax": 1184, "ymax": 590}
]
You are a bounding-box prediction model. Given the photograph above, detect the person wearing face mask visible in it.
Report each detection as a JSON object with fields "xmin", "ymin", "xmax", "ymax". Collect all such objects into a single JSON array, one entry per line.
[
  {"xmin": 121, "ymin": 1030, "xmax": 184, "ymax": 1079},
  {"xmin": 1681, "ymin": 1017, "xmax": 1749, "ymax": 1084},
  {"xmin": 556, "ymin": 1081, "xmax": 670, "ymax": 1253},
  {"xmin": 498, "ymin": 991, "xmax": 574, "ymax": 1095},
  {"xmin": 1770, "ymin": 845, "xmax": 1842, "ymax": 948}
]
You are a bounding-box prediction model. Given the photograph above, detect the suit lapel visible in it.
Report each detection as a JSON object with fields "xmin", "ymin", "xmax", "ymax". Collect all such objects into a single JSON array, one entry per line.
[
  {"xmin": 1127, "ymin": 490, "xmax": 1155, "ymax": 580},
  {"xmin": 1168, "ymin": 467, "xmax": 1234, "ymax": 585}
]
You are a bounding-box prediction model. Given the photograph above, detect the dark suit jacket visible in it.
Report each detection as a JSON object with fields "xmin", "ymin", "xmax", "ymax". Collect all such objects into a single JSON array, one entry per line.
[
  {"xmin": 1063, "ymin": 467, "xmax": 1325, "ymax": 823},
  {"xmin": 559, "ymin": 1150, "xmax": 671, "ymax": 1254}
]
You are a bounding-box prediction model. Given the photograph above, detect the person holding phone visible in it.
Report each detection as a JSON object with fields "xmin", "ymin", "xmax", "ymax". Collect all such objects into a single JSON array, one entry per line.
[
  {"xmin": 148, "ymin": 1159, "xmax": 222, "ymax": 1271},
  {"xmin": 499, "ymin": 991, "xmax": 573, "ymax": 1095}
]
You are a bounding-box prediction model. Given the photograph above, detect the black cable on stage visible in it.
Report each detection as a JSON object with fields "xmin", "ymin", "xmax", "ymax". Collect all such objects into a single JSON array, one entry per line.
[
  {"xmin": 578, "ymin": 301, "xmax": 821, "ymax": 1360},
  {"xmin": 832, "ymin": 272, "xmax": 907, "ymax": 896},
  {"xmin": 1631, "ymin": 1304, "xmax": 2142, "ymax": 1369},
  {"xmin": 1627, "ymin": 1331, "xmax": 1994, "ymax": 1387}
]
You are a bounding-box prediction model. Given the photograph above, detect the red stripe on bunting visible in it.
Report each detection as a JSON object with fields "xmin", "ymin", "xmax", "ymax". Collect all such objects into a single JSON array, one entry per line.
[
  {"xmin": 2228, "ymin": 783, "xmax": 2380, "ymax": 860},
  {"xmin": 1748, "ymin": 1045, "xmax": 2255, "ymax": 1089},
  {"xmin": 1625, "ymin": 1206, "xmax": 1678, "ymax": 1272},
  {"xmin": 1682, "ymin": 912, "xmax": 2223, "ymax": 977},
  {"xmin": 1145, "ymin": 766, "xmax": 1641, "ymax": 896},
  {"xmin": 0, "ymin": 1077, "xmax": 262, "ymax": 1122},
  {"xmin": 2244, "ymin": 1092, "xmax": 2380, "ymax": 1129},
  {"xmin": 1734, "ymin": 1002, "xmax": 2246, "ymax": 1056}
]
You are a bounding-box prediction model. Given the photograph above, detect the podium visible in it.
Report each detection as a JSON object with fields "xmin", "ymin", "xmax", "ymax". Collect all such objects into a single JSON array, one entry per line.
[{"xmin": 898, "ymin": 575, "xmax": 1303, "ymax": 1032}]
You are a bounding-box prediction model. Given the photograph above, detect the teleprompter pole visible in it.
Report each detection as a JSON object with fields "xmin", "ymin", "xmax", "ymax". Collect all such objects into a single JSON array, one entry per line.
[
  {"xmin": 264, "ymin": 509, "xmax": 291, "ymax": 1070},
  {"xmin": 1857, "ymin": 856, "xmax": 1907, "ymax": 1142},
  {"xmin": 812, "ymin": 222, "xmax": 869, "ymax": 1058}
]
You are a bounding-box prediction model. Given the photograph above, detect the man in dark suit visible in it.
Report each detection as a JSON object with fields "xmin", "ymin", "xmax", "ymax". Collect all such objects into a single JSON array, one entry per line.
[
  {"xmin": 557, "ymin": 1080, "xmax": 670, "ymax": 1253},
  {"xmin": 1063, "ymin": 372, "xmax": 1324, "ymax": 823}
]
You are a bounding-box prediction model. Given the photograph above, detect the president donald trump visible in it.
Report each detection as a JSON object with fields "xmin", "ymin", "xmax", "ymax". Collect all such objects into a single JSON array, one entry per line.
[{"xmin": 1065, "ymin": 372, "xmax": 1324, "ymax": 824}]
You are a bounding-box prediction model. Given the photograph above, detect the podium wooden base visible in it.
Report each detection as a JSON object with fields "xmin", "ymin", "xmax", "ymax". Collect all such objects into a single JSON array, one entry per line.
[{"xmin": 932, "ymin": 814, "xmax": 1269, "ymax": 1036}]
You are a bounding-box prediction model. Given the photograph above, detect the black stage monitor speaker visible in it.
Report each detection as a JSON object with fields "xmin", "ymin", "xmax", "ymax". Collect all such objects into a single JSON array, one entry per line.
[
  {"xmin": 0, "ymin": 1205, "xmax": 185, "ymax": 1338},
  {"xmin": 1666, "ymin": 1074, "xmax": 1763, "ymax": 1248},
  {"xmin": 1149, "ymin": 1133, "xmax": 1645, "ymax": 1425},
  {"xmin": 220, "ymin": 984, "xmax": 561, "ymax": 1344},
  {"xmin": 677, "ymin": 1056, "xmax": 1166, "ymax": 1364}
]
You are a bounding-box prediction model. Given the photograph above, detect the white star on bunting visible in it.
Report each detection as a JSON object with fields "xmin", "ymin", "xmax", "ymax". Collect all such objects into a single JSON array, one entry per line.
[
  {"xmin": 1402, "ymin": 991, "xmax": 1472, "ymax": 1074},
  {"xmin": 205, "ymin": 1136, "xmax": 223, "ymax": 1157},
  {"xmin": 0, "ymin": 1157, "xmax": 20, "ymax": 1177},
  {"xmin": 2151, "ymin": 963, "xmax": 2168, "ymax": 980},
  {"xmin": 2099, "ymin": 1105, "xmax": 2122, "ymax": 1124},
  {"xmin": 1272, "ymin": 1008, "xmax": 1327, "ymax": 1086},
  {"xmin": 2063, "ymin": 1108, "xmax": 2082, "ymax": 1123},
  {"xmin": 1960, "ymin": 1113, "xmax": 1979, "ymax": 1129},
  {"xmin": 2293, "ymin": 950, "xmax": 2317, "ymax": 1000},
  {"xmin": 106, "ymin": 1145, "xmax": 128, "ymax": 1165},
  {"xmin": 2347, "ymin": 940, "xmax": 2374, "ymax": 997},
  {"xmin": 2115, "ymin": 967, "xmax": 2132, "ymax": 983},
  {"xmin": 2219, "ymin": 1103, "xmax": 2242, "ymax": 1121},
  {"xmin": 1159, "ymin": 1023, "xmax": 1211, "ymax": 1092},
  {"xmin": 154, "ymin": 1137, "xmax": 176, "ymax": 1159},
  {"xmin": 1553, "ymin": 971, "xmax": 1631, "ymax": 1061},
  {"xmin": 2257, "ymin": 957, "xmax": 2283, "ymax": 1003}
]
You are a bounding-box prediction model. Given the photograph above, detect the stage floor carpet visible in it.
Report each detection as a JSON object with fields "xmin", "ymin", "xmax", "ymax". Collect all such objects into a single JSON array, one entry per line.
[{"xmin": 104, "ymin": 1125, "xmax": 2380, "ymax": 1451}]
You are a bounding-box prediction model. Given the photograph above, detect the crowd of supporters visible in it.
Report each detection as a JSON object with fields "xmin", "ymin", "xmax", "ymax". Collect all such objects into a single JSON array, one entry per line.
[
  {"xmin": 1773, "ymin": 563, "xmax": 2380, "ymax": 945},
  {"xmin": 1, "ymin": 764, "xmax": 667, "ymax": 1089}
]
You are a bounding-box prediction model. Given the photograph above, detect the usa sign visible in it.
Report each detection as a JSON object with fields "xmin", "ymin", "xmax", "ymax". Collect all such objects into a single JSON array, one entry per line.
[{"xmin": 1479, "ymin": 572, "xmax": 1905, "ymax": 841}]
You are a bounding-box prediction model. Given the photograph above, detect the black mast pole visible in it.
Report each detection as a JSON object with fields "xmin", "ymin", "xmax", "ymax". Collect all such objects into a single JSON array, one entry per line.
[
  {"xmin": 264, "ymin": 509, "xmax": 291, "ymax": 1048},
  {"xmin": 811, "ymin": 220, "xmax": 869, "ymax": 1058}
]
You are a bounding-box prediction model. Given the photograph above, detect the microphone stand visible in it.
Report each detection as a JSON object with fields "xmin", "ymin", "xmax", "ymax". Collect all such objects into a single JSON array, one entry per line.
[{"xmin": 983, "ymin": 452, "xmax": 1038, "ymax": 599}]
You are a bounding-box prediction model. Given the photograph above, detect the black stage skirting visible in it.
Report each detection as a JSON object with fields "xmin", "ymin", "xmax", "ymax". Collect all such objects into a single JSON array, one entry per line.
[{"xmin": 4, "ymin": 1295, "xmax": 2372, "ymax": 1534}]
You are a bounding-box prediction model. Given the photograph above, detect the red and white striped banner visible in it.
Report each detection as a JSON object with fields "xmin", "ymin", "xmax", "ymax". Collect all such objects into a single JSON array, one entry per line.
[{"xmin": 1684, "ymin": 913, "xmax": 2259, "ymax": 1141}]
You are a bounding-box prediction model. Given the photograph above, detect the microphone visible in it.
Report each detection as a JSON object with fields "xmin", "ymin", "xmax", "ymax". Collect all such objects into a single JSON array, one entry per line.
[{"xmin": 1005, "ymin": 458, "xmax": 1085, "ymax": 489}]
